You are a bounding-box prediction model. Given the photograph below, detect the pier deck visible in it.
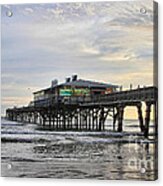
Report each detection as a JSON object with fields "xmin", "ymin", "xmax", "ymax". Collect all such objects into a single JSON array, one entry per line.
[{"xmin": 6, "ymin": 86, "xmax": 158, "ymax": 138}]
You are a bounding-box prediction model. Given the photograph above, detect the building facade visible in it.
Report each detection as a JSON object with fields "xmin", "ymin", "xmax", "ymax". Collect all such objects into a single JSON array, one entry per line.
[{"xmin": 33, "ymin": 75, "xmax": 118, "ymax": 106}]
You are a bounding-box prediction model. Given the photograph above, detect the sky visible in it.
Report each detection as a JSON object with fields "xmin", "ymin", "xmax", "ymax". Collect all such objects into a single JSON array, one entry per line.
[{"xmin": 1, "ymin": 1, "xmax": 155, "ymax": 118}]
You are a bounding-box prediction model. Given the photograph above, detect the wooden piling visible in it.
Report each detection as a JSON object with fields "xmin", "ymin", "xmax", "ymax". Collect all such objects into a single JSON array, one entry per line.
[
  {"xmin": 113, "ymin": 107, "xmax": 118, "ymax": 131},
  {"xmin": 154, "ymin": 102, "xmax": 158, "ymax": 138},
  {"xmin": 144, "ymin": 102, "xmax": 151, "ymax": 138},
  {"xmin": 137, "ymin": 103, "xmax": 144, "ymax": 132},
  {"xmin": 117, "ymin": 106, "xmax": 124, "ymax": 132}
]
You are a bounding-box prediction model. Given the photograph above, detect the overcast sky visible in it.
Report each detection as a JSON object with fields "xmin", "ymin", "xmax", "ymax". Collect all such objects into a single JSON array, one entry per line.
[{"xmin": 1, "ymin": 1, "xmax": 154, "ymax": 117}]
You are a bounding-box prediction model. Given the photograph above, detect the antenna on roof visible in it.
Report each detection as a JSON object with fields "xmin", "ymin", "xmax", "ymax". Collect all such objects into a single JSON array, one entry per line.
[
  {"xmin": 51, "ymin": 79, "xmax": 58, "ymax": 87},
  {"xmin": 72, "ymin": 74, "xmax": 78, "ymax": 81},
  {"xmin": 65, "ymin": 77, "xmax": 71, "ymax": 83}
]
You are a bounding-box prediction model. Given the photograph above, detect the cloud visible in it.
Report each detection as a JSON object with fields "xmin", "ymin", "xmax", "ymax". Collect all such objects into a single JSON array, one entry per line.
[
  {"xmin": 100, "ymin": 51, "xmax": 137, "ymax": 62},
  {"xmin": 24, "ymin": 7, "xmax": 34, "ymax": 14},
  {"xmin": 46, "ymin": 8, "xmax": 63, "ymax": 15},
  {"xmin": 80, "ymin": 44, "xmax": 100, "ymax": 55},
  {"xmin": 3, "ymin": 4, "xmax": 11, "ymax": 9},
  {"xmin": 1, "ymin": 1, "xmax": 154, "ymax": 117}
]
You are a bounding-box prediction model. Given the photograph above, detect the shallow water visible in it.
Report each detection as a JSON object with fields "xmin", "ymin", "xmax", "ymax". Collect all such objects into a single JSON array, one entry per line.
[{"xmin": 1, "ymin": 118, "xmax": 157, "ymax": 180}]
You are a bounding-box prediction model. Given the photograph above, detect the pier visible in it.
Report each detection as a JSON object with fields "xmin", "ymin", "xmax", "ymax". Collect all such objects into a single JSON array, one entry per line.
[{"xmin": 6, "ymin": 86, "xmax": 158, "ymax": 138}]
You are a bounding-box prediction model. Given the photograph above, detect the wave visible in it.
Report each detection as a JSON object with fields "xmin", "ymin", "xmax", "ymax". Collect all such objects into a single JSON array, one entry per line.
[
  {"xmin": 1, "ymin": 135, "xmax": 155, "ymax": 145},
  {"xmin": 1, "ymin": 130, "xmax": 156, "ymax": 139},
  {"xmin": 1, "ymin": 137, "xmax": 51, "ymax": 143}
]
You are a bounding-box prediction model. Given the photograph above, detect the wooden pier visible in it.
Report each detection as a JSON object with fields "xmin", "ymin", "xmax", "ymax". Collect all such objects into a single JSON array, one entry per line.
[{"xmin": 6, "ymin": 86, "xmax": 158, "ymax": 138}]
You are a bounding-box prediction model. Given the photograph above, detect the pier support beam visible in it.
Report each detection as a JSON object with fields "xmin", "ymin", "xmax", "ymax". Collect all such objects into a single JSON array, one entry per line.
[
  {"xmin": 99, "ymin": 108, "xmax": 104, "ymax": 131},
  {"xmin": 117, "ymin": 106, "xmax": 124, "ymax": 132},
  {"xmin": 154, "ymin": 102, "xmax": 158, "ymax": 138},
  {"xmin": 42, "ymin": 116, "xmax": 46, "ymax": 127},
  {"xmin": 113, "ymin": 107, "xmax": 118, "ymax": 131},
  {"xmin": 144, "ymin": 102, "xmax": 151, "ymax": 138},
  {"xmin": 137, "ymin": 103, "xmax": 145, "ymax": 132}
]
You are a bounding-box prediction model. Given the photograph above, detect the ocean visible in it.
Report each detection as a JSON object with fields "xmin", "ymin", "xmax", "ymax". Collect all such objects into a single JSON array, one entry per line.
[{"xmin": 1, "ymin": 118, "xmax": 157, "ymax": 180}]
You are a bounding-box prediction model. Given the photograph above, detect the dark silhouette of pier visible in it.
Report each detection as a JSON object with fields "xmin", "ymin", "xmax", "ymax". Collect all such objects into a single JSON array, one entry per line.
[{"xmin": 6, "ymin": 86, "xmax": 158, "ymax": 138}]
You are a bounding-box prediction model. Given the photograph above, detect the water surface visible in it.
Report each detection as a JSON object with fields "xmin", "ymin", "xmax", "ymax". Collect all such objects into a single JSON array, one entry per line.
[{"xmin": 1, "ymin": 118, "xmax": 157, "ymax": 180}]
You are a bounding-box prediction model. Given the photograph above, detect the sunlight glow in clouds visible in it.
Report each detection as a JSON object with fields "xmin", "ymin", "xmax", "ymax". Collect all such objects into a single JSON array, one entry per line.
[{"xmin": 1, "ymin": 1, "xmax": 155, "ymax": 118}]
